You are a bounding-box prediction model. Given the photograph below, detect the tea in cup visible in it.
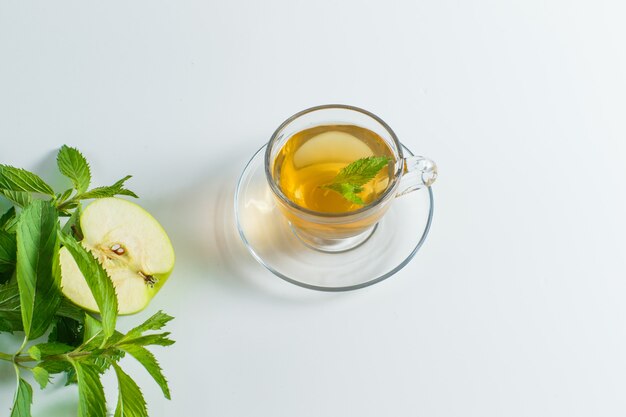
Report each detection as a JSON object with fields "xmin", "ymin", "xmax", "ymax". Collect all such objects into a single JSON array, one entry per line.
[{"xmin": 265, "ymin": 104, "xmax": 436, "ymax": 252}]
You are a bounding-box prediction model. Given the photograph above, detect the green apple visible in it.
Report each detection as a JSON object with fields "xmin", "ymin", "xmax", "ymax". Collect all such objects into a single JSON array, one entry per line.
[{"xmin": 59, "ymin": 197, "xmax": 175, "ymax": 315}]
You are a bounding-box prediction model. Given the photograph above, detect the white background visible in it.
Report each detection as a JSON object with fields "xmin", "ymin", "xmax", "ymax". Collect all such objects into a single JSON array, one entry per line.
[{"xmin": 1, "ymin": 0, "xmax": 626, "ymax": 416}]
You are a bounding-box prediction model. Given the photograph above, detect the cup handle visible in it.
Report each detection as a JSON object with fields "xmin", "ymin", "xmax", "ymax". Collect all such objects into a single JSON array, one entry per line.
[{"xmin": 395, "ymin": 156, "xmax": 437, "ymax": 197}]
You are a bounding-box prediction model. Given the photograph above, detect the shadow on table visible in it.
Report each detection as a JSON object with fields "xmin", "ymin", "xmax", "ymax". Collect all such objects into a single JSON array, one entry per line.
[{"xmin": 147, "ymin": 148, "xmax": 340, "ymax": 304}]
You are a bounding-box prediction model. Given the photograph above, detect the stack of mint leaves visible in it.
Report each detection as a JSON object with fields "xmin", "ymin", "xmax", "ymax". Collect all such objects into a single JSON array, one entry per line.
[{"xmin": 0, "ymin": 146, "xmax": 174, "ymax": 417}]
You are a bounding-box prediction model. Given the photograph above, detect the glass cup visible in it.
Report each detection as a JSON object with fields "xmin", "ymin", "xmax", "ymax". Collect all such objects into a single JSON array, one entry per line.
[{"xmin": 265, "ymin": 104, "xmax": 437, "ymax": 253}]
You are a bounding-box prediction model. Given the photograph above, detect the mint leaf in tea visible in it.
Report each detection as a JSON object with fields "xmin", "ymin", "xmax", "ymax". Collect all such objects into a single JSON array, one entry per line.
[
  {"xmin": 321, "ymin": 156, "xmax": 392, "ymax": 205},
  {"xmin": 272, "ymin": 125, "xmax": 394, "ymax": 212}
]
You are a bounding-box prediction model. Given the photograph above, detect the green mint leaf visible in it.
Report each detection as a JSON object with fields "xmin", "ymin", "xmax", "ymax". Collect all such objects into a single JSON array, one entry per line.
[
  {"xmin": 121, "ymin": 311, "xmax": 174, "ymax": 342},
  {"xmin": 72, "ymin": 361, "xmax": 107, "ymax": 417},
  {"xmin": 0, "ymin": 229, "xmax": 17, "ymax": 276},
  {"xmin": 58, "ymin": 202, "xmax": 79, "ymax": 213},
  {"xmin": 10, "ymin": 378, "xmax": 33, "ymax": 417},
  {"xmin": 1, "ymin": 190, "xmax": 32, "ymax": 208},
  {"xmin": 0, "ymin": 208, "xmax": 19, "ymax": 233},
  {"xmin": 112, "ymin": 176, "xmax": 133, "ymax": 189},
  {"xmin": 56, "ymin": 296, "xmax": 87, "ymax": 323},
  {"xmin": 56, "ymin": 188, "xmax": 74, "ymax": 204},
  {"xmin": 16, "ymin": 200, "xmax": 62, "ymax": 340},
  {"xmin": 57, "ymin": 146, "xmax": 91, "ymax": 194},
  {"xmin": 0, "ymin": 282, "xmax": 22, "ymax": 333},
  {"xmin": 37, "ymin": 359, "xmax": 75, "ymax": 374},
  {"xmin": 48, "ymin": 315, "xmax": 84, "ymax": 347},
  {"xmin": 112, "ymin": 363, "xmax": 148, "ymax": 417},
  {"xmin": 64, "ymin": 368, "xmax": 78, "ymax": 386},
  {"xmin": 39, "ymin": 360, "xmax": 72, "ymax": 375},
  {"xmin": 122, "ymin": 345, "xmax": 171, "ymax": 399},
  {"xmin": 0, "ymin": 165, "xmax": 55, "ymax": 196},
  {"xmin": 321, "ymin": 156, "xmax": 391, "ymax": 205},
  {"xmin": 323, "ymin": 183, "xmax": 365, "ymax": 205},
  {"xmin": 59, "ymin": 234, "xmax": 118, "ymax": 340},
  {"xmin": 39, "ymin": 358, "xmax": 74, "ymax": 384},
  {"xmin": 28, "ymin": 342, "xmax": 74, "ymax": 361},
  {"xmin": 93, "ymin": 348, "xmax": 126, "ymax": 375},
  {"xmin": 330, "ymin": 156, "xmax": 392, "ymax": 186},
  {"xmin": 0, "ymin": 317, "xmax": 17, "ymax": 333},
  {"xmin": 82, "ymin": 313, "xmax": 105, "ymax": 349},
  {"xmin": 0, "ymin": 206, "xmax": 16, "ymax": 229},
  {"xmin": 78, "ymin": 175, "xmax": 138, "ymax": 200},
  {"xmin": 46, "ymin": 299, "xmax": 86, "ymax": 346},
  {"xmin": 119, "ymin": 332, "xmax": 174, "ymax": 348},
  {"xmin": 31, "ymin": 366, "xmax": 50, "ymax": 389}
]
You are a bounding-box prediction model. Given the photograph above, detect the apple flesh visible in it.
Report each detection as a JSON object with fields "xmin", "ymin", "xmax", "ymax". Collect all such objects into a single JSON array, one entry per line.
[{"xmin": 59, "ymin": 198, "xmax": 175, "ymax": 315}]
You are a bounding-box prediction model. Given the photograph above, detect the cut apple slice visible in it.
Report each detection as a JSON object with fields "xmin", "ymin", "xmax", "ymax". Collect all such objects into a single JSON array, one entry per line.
[{"xmin": 60, "ymin": 198, "xmax": 175, "ymax": 315}]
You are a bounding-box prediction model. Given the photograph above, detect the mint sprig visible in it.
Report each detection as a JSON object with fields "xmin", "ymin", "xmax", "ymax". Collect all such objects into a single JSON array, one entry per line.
[
  {"xmin": 321, "ymin": 156, "xmax": 392, "ymax": 205},
  {"xmin": 0, "ymin": 146, "xmax": 174, "ymax": 417},
  {"xmin": 56, "ymin": 145, "xmax": 91, "ymax": 194}
]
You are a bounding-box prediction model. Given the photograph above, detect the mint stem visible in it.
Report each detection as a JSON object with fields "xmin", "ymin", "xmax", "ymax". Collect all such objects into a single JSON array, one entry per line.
[{"xmin": 0, "ymin": 348, "xmax": 112, "ymax": 364}]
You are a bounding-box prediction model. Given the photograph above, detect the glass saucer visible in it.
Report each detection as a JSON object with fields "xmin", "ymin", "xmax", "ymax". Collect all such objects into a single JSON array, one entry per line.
[{"xmin": 234, "ymin": 144, "xmax": 434, "ymax": 291}]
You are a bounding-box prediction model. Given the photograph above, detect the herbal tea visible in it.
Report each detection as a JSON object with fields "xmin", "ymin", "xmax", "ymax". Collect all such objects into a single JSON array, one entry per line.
[{"xmin": 272, "ymin": 125, "xmax": 395, "ymax": 213}]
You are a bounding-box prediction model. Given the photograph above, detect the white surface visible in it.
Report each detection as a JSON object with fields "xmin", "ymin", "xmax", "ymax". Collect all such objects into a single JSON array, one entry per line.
[{"xmin": 1, "ymin": 1, "xmax": 626, "ymax": 416}]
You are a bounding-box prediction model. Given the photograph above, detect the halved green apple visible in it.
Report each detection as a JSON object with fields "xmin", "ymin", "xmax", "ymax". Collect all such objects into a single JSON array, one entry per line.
[{"xmin": 59, "ymin": 198, "xmax": 175, "ymax": 315}]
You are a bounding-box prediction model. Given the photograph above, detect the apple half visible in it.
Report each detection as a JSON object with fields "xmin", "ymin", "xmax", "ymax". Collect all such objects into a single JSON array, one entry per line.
[{"xmin": 59, "ymin": 198, "xmax": 175, "ymax": 315}]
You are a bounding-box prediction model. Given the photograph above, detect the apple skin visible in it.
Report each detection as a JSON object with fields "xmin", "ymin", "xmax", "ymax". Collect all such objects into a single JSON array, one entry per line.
[{"xmin": 59, "ymin": 198, "xmax": 175, "ymax": 315}]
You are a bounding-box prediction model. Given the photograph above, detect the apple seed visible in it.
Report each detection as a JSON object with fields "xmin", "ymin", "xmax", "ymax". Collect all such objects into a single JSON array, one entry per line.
[{"xmin": 110, "ymin": 244, "xmax": 125, "ymax": 255}]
